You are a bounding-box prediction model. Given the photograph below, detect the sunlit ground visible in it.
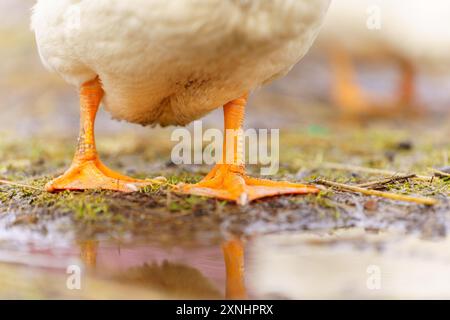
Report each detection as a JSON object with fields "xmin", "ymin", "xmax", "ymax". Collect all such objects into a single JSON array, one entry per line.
[{"xmin": 0, "ymin": 0, "xmax": 449, "ymax": 299}]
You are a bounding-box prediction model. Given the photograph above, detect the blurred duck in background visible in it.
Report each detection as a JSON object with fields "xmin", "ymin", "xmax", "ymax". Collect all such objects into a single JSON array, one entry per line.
[
  {"xmin": 317, "ymin": 0, "xmax": 450, "ymax": 118},
  {"xmin": 31, "ymin": 0, "xmax": 330, "ymax": 204}
]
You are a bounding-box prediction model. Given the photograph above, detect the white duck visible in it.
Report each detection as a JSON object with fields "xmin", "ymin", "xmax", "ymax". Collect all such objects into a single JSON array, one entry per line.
[
  {"xmin": 31, "ymin": 0, "xmax": 330, "ymax": 205},
  {"xmin": 317, "ymin": 0, "xmax": 450, "ymax": 117}
]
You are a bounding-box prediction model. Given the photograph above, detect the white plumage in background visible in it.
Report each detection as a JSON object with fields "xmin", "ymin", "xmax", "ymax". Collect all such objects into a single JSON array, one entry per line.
[{"xmin": 31, "ymin": 0, "xmax": 330, "ymax": 204}]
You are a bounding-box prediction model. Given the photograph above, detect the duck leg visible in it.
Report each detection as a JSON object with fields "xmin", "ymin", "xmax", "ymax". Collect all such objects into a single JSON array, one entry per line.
[
  {"xmin": 46, "ymin": 77, "xmax": 151, "ymax": 192},
  {"xmin": 79, "ymin": 240, "xmax": 98, "ymax": 270},
  {"xmin": 222, "ymin": 239, "xmax": 247, "ymax": 299},
  {"xmin": 330, "ymin": 47, "xmax": 421, "ymax": 119},
  {"xmin": 177, "ymin": 94, "xmax": 318, "ymax": 205},
  {"xmin": 393, "ymin": 56, "xmax": 422, "ymax": 116},
  {"xmin": 330, "ymin": 47, "xmax": 373, "ymax": 117}
]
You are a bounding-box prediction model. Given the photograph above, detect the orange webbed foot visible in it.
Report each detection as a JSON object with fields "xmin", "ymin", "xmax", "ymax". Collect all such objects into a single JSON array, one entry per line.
[
  {"xmin": 46, "ymin": 77, "xmax": 160, "ymax": 193},
  {"xmin": 46, "ymin": 157, "xmax": 152, "ymax": 193},
  {"xmin": 176, "ymin": 164, "xmax": 319, "ymax": 205}
]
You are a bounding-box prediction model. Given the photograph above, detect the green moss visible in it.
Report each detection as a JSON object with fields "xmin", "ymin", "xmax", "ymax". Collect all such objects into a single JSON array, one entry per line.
[{"xmin": 65, "ymin": 195, "xmax": 110, "ymax": 221}]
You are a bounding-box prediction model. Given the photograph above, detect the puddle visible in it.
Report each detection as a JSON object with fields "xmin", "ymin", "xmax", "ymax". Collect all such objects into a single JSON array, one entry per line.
[
  {"xmin": 0, "ymin": 235, "xmax": 249, "ymax": 299},
  {"xmin": 248, "ymin": 229, "xmax": 450, "ymax": 299},
  {"xmin": 1, "ymin": 228, "xmax": 450, "ymax": 299}
]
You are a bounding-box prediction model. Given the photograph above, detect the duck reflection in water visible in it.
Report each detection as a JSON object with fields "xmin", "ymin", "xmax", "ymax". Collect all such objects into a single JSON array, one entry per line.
[{"xmin": 78, "ymin": 239, "xmax": 247, "ymax": 300}]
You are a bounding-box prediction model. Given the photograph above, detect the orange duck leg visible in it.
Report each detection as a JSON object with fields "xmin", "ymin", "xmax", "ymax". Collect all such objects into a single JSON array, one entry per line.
[
  {"xmin": 177, "ymin": 94, "xmax": 318, "ymax": 205},
  {"xmin": 46, "ymin": 78, "xmax": 152, "ymax": 193},
  {"xmin": 79, "ymin": 240, "xmax": 98, "ymax": 270},
  {"xmin": 223, "ymin": 239, "xmax": 247, "ymax": 300},
  {"xmin": 330, "ymin": 47, "xmax": 421, "ymax": 119}
]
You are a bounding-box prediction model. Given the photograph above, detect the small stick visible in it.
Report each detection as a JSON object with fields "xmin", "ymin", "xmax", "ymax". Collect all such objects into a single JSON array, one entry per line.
[
  {"xmin": 316, "ymin": 179, "xmax": 438, "ymax": 206},
  {"xmin": 429, "ymin": 168, "xmax": 450, "ymax": 178},
  {"xmin": 0, "ymin": 179, "xmax": 42, "ymax": 191},
  {"xmin": 322, "ymin": 162, "xmax": 433, "ymax": 182},
  {"xmin": 356, "ymin": 174, "xmax": 416, "ymax": 189}
]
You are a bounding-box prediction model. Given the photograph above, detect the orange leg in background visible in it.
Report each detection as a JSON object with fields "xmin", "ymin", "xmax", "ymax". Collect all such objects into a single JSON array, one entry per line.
[
  {"xmin": 394, "ymin": 57, "xmax": 423, "ymax": 116},
  {"xmin": 330, "ymin": 48, "xmax": 420, "ymax": 119},
  {"xmin": 222, "ymin": 239, "xmax": 247, "ymax": 300},
  {"xmin": 330, "ymin": 47, "xmax": 372, "ymax": 117},
  {"xmin": 177, "ymin": 94, "xmax": 318, "ymax": 205},
  {"xmin": 46, "ymin": 77, "xmax": 151, "ymax": 192}
]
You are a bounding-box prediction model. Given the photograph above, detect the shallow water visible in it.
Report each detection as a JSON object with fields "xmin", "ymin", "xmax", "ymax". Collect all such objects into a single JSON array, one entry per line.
[
  {"xmin": 0, "ymin": 235, "xmax": 245, "ymax": 299},
  {"xmin": 2, "ymin": 228, "xmax": 450, "ymax": 299}
]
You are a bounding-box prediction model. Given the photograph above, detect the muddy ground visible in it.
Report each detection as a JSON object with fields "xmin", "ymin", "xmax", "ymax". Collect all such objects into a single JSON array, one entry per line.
[{"xmin": 1, "ymin": 106, "xmax": 449, "ymax": 246}]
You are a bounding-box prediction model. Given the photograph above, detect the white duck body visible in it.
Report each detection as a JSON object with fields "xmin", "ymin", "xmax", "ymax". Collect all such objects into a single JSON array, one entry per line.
[
  {"xmin": 32, "ymin": 0, "xmax": 330, "ymax": 127},
  {"xmin": 319, "ymin": 0, "xmax": 450, "ymax": 71}
]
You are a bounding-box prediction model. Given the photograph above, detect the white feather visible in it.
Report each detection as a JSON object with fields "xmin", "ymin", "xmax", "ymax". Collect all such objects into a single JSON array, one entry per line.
[{"xmin": 31, "ymin": 0, "xmax": 330, "ymax": 126}]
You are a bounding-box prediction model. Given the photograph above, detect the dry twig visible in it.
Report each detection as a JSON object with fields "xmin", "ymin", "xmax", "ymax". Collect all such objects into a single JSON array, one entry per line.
[
  {"xmin": 429, "ymin": 168, "xmax": 450, "ymax": 178},
  {"xmin": 322, "ymin": 162, "xmax": 432, "ymax": 182},
  {"xmin": 0, "ymin": 179, "xmax": 42, "ymax": 191},
  {"xmin": 316, "ymin": 179, "xmax": 438, "ymax": 206},
  {"xmin": 356, "ymin": 174, "xmax": 416, "ymax": 189}
]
